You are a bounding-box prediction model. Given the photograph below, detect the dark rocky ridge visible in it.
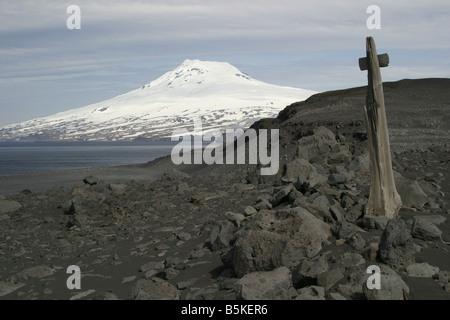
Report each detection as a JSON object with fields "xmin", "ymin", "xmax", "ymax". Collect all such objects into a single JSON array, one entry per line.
[
  {"xmin": 252, "ymin": 78, "xmax": 450, "ymax": 151},
  {"xmin": 0, "ymin": 78, "xmax": 448, "ymax": 300}
]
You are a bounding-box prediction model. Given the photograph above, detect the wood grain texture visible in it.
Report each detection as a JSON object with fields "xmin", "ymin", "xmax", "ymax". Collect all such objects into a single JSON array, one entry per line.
[{"xmin": 362, "ymin": 37, "xmax": 402, "ymax": 218}]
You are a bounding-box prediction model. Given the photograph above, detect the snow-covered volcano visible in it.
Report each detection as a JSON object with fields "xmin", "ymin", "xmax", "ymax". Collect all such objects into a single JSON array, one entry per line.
[{"xmin": 0, "ymin": 59, "xmax": 317, "ymax": 141}]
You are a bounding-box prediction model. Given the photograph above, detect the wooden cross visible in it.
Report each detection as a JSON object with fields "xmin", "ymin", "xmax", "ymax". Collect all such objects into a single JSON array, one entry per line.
[
  {"xmin": 359, "ymin": 53, "xmax": 389, "ymax": 71},
  {"xmin": 359, "ymin": 37, "xmax": 402, "ymax": 218}
]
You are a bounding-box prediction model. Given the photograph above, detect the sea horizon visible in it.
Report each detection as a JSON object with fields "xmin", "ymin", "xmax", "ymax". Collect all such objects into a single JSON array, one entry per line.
[{"xmin": 0, "ymin": 140, "xmax": 176, "ymax": 176}]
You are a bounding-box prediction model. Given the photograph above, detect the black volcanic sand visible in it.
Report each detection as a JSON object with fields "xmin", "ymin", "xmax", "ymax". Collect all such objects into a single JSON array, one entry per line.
[
  {"xmin": 0, "ymin": 79, "xmax": 449, "ymax": 300},
  {"xmin": 0, "ymin": 155, "xmax": 182, "ymax": 196}
]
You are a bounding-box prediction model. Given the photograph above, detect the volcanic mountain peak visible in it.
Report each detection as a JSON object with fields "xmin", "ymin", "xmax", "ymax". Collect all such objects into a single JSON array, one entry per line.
[
  {"xmin": 0, "ymin": 60, "xmax": 317, "ymax": 141},
  {"xmin": 145, "ymin": 59, "xmax": 253, "ymax": 89}
]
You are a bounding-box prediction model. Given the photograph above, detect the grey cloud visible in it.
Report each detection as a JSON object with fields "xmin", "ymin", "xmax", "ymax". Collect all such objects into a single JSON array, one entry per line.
[{"xmin": 0, "ymin": 0, "xmax": 448, "ymax": 126}]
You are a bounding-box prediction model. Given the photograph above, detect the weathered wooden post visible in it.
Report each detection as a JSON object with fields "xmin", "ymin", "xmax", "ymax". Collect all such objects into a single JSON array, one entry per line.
[{"xmin": 359, "ymin": 37, "xmax": 402, "ymax": 218}]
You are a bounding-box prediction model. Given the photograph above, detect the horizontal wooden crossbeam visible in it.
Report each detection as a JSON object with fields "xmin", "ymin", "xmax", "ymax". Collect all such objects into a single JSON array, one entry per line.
[{"xmin": 359, "ymin": 53, "xmax": 389, "ymax": 71}]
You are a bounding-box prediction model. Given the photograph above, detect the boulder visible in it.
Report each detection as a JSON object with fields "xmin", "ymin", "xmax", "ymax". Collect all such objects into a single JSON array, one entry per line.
[
  {"xmin": 280, "ymin": 207, "xmax": 332, "ymax": 264},
  {"xmin": 82, "ymin": 175, "xmax": 98, "ymax": 186},
  {"xmin": 236, "ymin": 267, "xmax": 292, "ymax": 300},
  {"xmin": 337, "ymin": 270, "xmax": 368, "ymax": 300},
  {"xmin": 232, "ymin": 230, "xmax": 286, "ymax": 278},
  {"xmin": 317, "ymin": 269, "xmax": 345, "ymax": 290},
  {"xmin": 332, "ymin": 220, "xmax": 363, "ymax": 240},
  {"xmin": 225, "ymin": 212, "xmax": 246, "ymax": 228},
  {"xmin": 294, "ymin": 174, "xmax": 309, "ymax": 194},
  {"xmin": 247, "ymin": 209, "xmax": 278, "ymax": 230},
  {"xmin": 71, "ymin": 186, "xmax": 109, "ymax": 214},
  {"xmin": 292, "ymin": 255, "xmax": 329, "ymax": 288},
  {"xmin": 312, "ymin": 194, "xmax": 335, "ymax": 215},
  {"xmin": 341, "ymin": 194, "xmax": 356, "ymax": 208},
  {"xmin": 130, "ymin": 278, "xmax": 180, "ymax": 300},
  {"xmin": 243, "ymin": 206, "xmax": 257, "ymax": 217},
  {"xmin": 361, "ymin": 243, "xmax": 379, "ymax": 262},
  {"xmin": 327, "ymin": 173, "xmax": 347, "ymax": 186},
  {"xmin": 232, "ymin": 206, "xmax": 331, "ymax": 276},
  {"xmin": 329, "ymin": 204, "xmax": 365, "ymax": 240},
  {"xmin": 363, "ymin": 215, "xmax": 390, "ymax": 230},
  {"xmin": 308, "ymin": 172, "xmax": 328, "ymax": 188},
  {"xmin": 0, "ymin": 200, "xmax": 22, "ymax": 214},
  {"xmin": 344, "ymin": 204, "xmax": 364, "ymax": 223},
  {"xmin": 363, "ymin": 266, "xmax": 409, "ymax": 300},
  {"xmin": 413, "ymin": 215, "xmax": 446, "ymax": 226},
  {"xmin": 296, "ymin": 286, "xmax": 325, "ymax": 300},
  {"xmin": 339, "ymin": 252, "xmax": 365, "ymax": 271},
  {"xmin": 297, "ymin": 126, "xmax": 338, "ymax": 163},
  {"xmin": 162, "ymin": 267, "xmax": 180, "ymax": 280},
  {"xmin": 395, "ymin": 176, "xmax": 429, "ymax": 208},
  {"xmin": 208, "ymin": 220, "xmax": 236, "ymax": 251},
  {"xmin": 327, "ymin": 144, "xmax": 352, "ymax": 165},
  {"xmin": 253, "ymin": 197, "xmax": 272, "ymax": 211},
  {"xmin": 406, "ymin": 263, "xmax": 440, "ymax": 278},
  {"xmin": 347, "ymin": 153, "xmax": 370, "ymax": 178},
  {"xmin": 329, "ymin": 204, "xmax": 346, "ymax": 222},
  {"xmin": 298, "ymin": 194, "xmax": 335, "ymax": 222},
  {"xmin": 435, "ymin": 271, "xmax": 450, "ymax": 290},
  {"xmin": 176, "ymin": 278, "xmax": 199, "ymax": 290},
  {"xmin": 270, "ymin": 184, "xmax": 293, "ymax": 207},
  {"xmin": 411, "ymin": 217, "xmax": 443, "ymax": 241},
  {"xmin": 288, "ymin": 189, "xmax": 304, "ymax": 203},
  {"xmin": 283, "ymin": 158, "xmax": 317, "ymax": 183},
  {"xmin": 347, "ymin": 233, "xmax": 366, "ymax": 251},
  {"xmin": 418, "ymin": 180, "xmax": 441, "ymax": 199},
  {"xmin": 185, "ymin": 285, "xmax": 220, "ymax": 300},
  {"xmin": 379, "ymin": 219, "xmax": 415, "ymax": 268}
]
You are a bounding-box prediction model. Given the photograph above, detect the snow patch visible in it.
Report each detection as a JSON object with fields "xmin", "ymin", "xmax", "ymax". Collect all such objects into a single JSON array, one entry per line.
[{"xmin": 0, "ymin": 60, "xmax": 317, "ymax": 141}]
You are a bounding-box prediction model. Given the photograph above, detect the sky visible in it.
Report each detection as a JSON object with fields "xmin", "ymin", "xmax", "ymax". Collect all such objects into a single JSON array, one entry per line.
[{"xmin": 0, "ymin": 0, "xmax": 449, "ymax": 127}]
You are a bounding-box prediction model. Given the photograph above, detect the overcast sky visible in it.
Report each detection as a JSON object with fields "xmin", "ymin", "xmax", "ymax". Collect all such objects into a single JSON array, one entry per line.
[{"xmin": 0, "ymin": 0, "xmax": 449, "ymax": 127}]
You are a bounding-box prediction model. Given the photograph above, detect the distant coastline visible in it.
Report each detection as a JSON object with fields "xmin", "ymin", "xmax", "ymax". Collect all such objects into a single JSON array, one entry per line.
[{"xmin": 0, "ymin": 141, "xmax": 176, "ymax": 176}]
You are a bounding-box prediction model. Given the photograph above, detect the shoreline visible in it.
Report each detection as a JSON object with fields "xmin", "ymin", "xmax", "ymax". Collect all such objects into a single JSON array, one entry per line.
[{"xmin": 0, "ymin": 155, "xmax": 176, "ymax": 196}]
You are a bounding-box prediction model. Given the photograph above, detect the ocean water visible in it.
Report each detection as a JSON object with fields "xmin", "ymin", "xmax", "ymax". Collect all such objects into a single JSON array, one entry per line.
[{"xmin": 0, "ymin": 141, "xmax": 176, "ymax": 176}]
